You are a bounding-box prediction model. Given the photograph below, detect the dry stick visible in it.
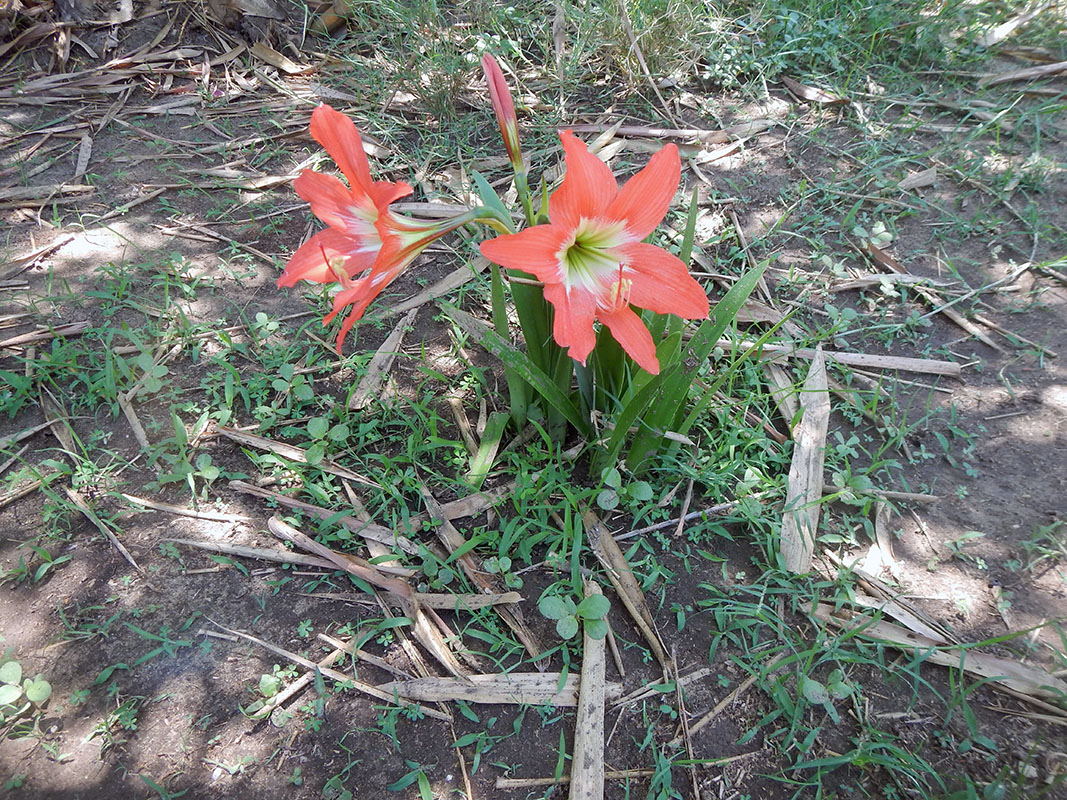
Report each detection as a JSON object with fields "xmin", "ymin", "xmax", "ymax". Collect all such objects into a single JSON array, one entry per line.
[
  {"xmin": 165, "ymin": 537, "xmax": 341, "ymax": 571},
  {"xmin": 496, "ymin": 770, "xmax": 656, "ymax": 790},
  {"xmin": 585, "ymin": 509, "xmax": 669, "ymax": 671},
  {"xmin": 342, "ymin": 480, "xmax": 411, "ymax": 576},
  {"xmin": 348, "ymin": 308, "xmax": 416, "ymax": 411},
  {"xmin": 203, "ymin": 618, "xmax": 452, "ymax": 722},
  {"xmin": 570, "ymin": 581, "xmax": 607, "ymax": 800},
  {"xmin": 669, "ymin": 653, "xmax": 785, "ymax": 746},
  {"xmin": 613, "ymin": 0, "xmax": 677, "ymax": 125},
  {"xmin": 0, "ymin": 234, "xmax": 74, "ymax": 281},
  {"xmin": 447, "ymin": 396, "xmax": 479, "ymax": 457},
  {"xmin": 419, "ymin": 485, "xmax": 545, "ymax": 664},
  {"xmin": 249, "ymin": 645, "xmax": 347, "ymax": 721},
  {"xmin": 604, "ymin": 621, "xmax": 626, "ymax": 678},
  {"xmin": 218, "ymin": 428, "xmax": 380, "ymax": 489},
  {"xmin": 0, "ymin": 322, "xmax": 90, "ymax": 349},
  {"xmin": 266, "ymin": 516, "xmax": 412, "ymax": 599},
  {"xmin": 64, "ymin": 487, "xmax": 141, "ymax": 572},
  {"xmin": 617, "ymin": 499, "xmax": 743, "ymax": 541},
  {"xmin": 670, "ymin": 646, "xmax": 701, "ymax": 800},
  {"xmin": 728, "ymin": 205, "xmax": 773, "ymax": 301},
  {"xmin": 613, "ymin": 667, "xmax": 716, "ymax": 708},
  {"xmin": 780, "ymin": 348, "xmax": 830, "ymax": 574},
  {"xmin": 735, "ymin": 339, "xmax": 962, "ymax": 377},
  {"xmin": 229, "ymin": 480, "xmax": 418, "ymax": 555},
  {"xmin": 672, "ymin": 479, "xmax": 695, "ymax": 539},
  {"xmin": 0, "ymin": 443, "xmax": 30, "ymax": 480},
  {"xmin": 268, "ymin": 516, "xmax": 470, "ymax": 679},
  {"xmin": 813, "ymin": 604, "xmax": 1067, "ymax": 711},
  {"xmin": 0, "ymin": 479, "xmax": 43, "ymax": 510},
  {"xmin": 376, "ymin": 673, "xmax": 614, "ymax": 706},
  {"xmin": 0, "ymin": 420, "xmax": 53, "ymax": 449},
  {"xmin": 123, "ymin": 493, "xmax": 249, "ymax": 522},
  {"xmin": 971, "ymin": 311, "xmax": 1057, "ymax": 358},
  {"xmin": 316, "ymin": 633, "xmax": 415, "ymax": 681}
]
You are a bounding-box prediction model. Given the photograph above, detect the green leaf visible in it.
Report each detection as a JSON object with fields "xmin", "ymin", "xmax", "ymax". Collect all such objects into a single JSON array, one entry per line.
[
  {"xmin": 576, "ymin": 593, "xmax": 610, "ymax": 620},
  {"xmin": 23, "ymin": 676, "xmax": 51, "ymax": 705},
  {"xmin": 601, "ymin": 467, "xmax": 622, "ymax": 490},
  {"xmin": 626, "ymin": 261, "xmax": 769, "ymax": 470},
  {"xmin": 538, "ymin": 595, "xmax": 573, "ymax": 620},
  {"xmin": 440, "ymin": 303, "xmax": 589, "ymax": 436},
  {"xmin": 627, "ymin": 481, "xmax": 653, "ymax": 502},
  {"xmin": 555, "ymin": 616, "xmax": 579, "ymax": 639},
  {"xmin": 0, "ymin": 683, "xmax": 23, "ymax": 706},
  {"xmin": 466, "ymin": 411, "xmax": 509, "ymax": 489},
  {"xmin": 489, "ymin": 262, "xmax": 528, "ymax": 428},
  {"xmin": 307, "ymin": 417, "xmax": 329, "ymax": 440},
  {"xmin": 584, "ymin": 618, "xmax": 609, "ymax": 640},
  {"xmin": 94, "ymin": 663, "xmax": 129, "ymax": 685},
  {"xmin": 0, "ymin": 661, "xmax": 22, "ymax": 685},
  {"xmin": 800, "ymin": 675, "xmax": 830, "ymax": 705},
  {"xmin": 470, "ymin": 171, "xmax": 514, "ymax": 230},
  {"xmin": 259, "ymin": 674, "xmax": 282, "ymax": 698},
  {"xmin": 305, "ymin": 443, "xmax": 326, "ymax": 466},
  {"xmin": 596, "ymin": 489, "xmax": 619, "ymax": 510},
  {"xmin": 417, "ymin": 771, "xmax": 432, "ymax": 800}
]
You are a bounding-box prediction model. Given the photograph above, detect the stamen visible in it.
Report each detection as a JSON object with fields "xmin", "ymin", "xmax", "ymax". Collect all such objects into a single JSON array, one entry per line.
[{"xmin": 320, "ymin": 244, "xmax": 354, "ymax": 289}]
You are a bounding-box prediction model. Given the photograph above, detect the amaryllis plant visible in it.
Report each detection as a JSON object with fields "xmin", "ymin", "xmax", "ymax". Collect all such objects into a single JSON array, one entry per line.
[{"xmin": 279, "ymin": 55, "xmax": 765, "ymax": 473}]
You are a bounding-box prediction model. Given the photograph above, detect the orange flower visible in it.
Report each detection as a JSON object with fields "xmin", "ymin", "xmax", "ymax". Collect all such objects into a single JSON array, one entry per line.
[
  {"xmin": 480, "ymin": 131, "xmax": 709, "ymax": 374},
  {"xmin": 279, "ymin": 104, "xmax": 474, "ymax": 351}
]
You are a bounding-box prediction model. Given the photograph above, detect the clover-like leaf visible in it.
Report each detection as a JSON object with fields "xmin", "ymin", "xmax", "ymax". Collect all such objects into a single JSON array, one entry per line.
[
  {"xmin": 0, "ymin": 683, "xmax": 23, "ymax": 707},
  {"xmin": 584, "ymin": 618, "xmax": 609, "ymax": 640},
  {"xmin": 307, "ymin": 417, "xmax": 329, "ymax": 440},
  {"xmin": 23, "ymin": 676, "xmax": 51, "ymax": 705},
  {"xmin": 627, "ymin": 481, "xmax": 654, "ymax": 502},
  {"xmin": 0, "ymin": 661, "xmax": 22, "ymax": 685},
  {"xmin": 538, "ymin": 595, "xmax": 574, "ymax": 620},
  {"xmin": 576, "ymin": 593, "xmax": 610, "ymax": 621},
  {"xmin": 555, "ymin": 616, "xmax": 579, "ymax": 639},
  {"xmin": 596, "ymin": 489, "xmax": 619, "ymax": 510}
]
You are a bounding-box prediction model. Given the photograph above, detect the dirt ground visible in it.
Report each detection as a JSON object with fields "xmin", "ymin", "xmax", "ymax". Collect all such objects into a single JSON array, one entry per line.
[{"xmin": 1, "ymin": 2, "xmax": 1066, "ymax": 799}]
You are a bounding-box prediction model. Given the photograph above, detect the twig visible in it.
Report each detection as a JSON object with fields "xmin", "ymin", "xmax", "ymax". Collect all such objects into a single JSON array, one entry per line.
[
  {"xmin": 203, "ymin": 618, "xmax": 451, "ymax": 722},
  {"xmin": 64, "ymin": 486, "xmax": 140, "ymax": 572},
  {"xmin": 670, "ymin": 653, "xmax": 785, "ymax": 745},
  {"xmin": 123, "ymin": 493, "xmax": 249, "ymax": 522}
]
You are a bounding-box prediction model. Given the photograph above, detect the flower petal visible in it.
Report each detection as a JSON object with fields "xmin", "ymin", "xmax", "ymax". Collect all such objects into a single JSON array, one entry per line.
[
  {"xmin": 605, "ymin": 144, "xmax": 680, "ymax": 240},
  {"xmin": 278, "ymin": 228, "xmax": 379, "ymax": 287},
  {"xmin": 368, "ymin": 180, "xmax": 413, "ymax": 208},
  {"xmin": 543, "ymin": 282, "xmax": 597, "ymax": 366},
  {"xmin": 294, "ymin": 170, "xmax": 377, "ymax": 233},
  {"xmin": 549, "ymin": 131, "xmax": 618, "ymax": 229},
  {"xmin": 480, "ymin": 225, "xmax": 571, "ymax": 282},
  {"xmin": 621, "ymin": 243, "xmax": 710, "ymax": 319},
  {"xmin": 600, "ymin": 306, "xmax": 660, "ymax": 374},
  {"xmin": 309, "ymin": 104, "xmax": 374, "ymax": 193}
]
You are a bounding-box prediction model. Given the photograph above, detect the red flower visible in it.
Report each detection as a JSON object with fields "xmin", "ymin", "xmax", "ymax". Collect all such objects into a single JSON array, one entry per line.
[
  {"xmin": 479, "ymin": 131, "xmax": 709, "ymax": 374},
  {"xmin": 279, "ymin": 104, "xmax": 473, "ymax": 351},
  {"xmin": 481, "ymin": 54, "xmax": 523, "ymax": 171}
]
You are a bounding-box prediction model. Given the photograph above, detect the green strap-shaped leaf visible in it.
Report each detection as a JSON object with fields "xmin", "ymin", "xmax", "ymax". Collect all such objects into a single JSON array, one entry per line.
[
  {"xmin": 440, "ymin": 303, "xmax": 590, "ymax": 437},
  {"xmin": 626, "ymin": 261, "xmax": 769, "ymax": 471}
]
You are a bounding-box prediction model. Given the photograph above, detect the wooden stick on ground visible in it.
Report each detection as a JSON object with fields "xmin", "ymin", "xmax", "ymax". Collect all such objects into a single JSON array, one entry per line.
[
  {"xmin": 203, "ymin": 618, "xmax": 451, "ymax": 722},
  {"xmin": 570, "ymin": 580, "xmax": 607, "ymax": 800},
  {"xmin": 780, "ymin": 347, "xmax": 830, "ymax": 573},
  {"xmin": 64, "ymin": 487, "xmax": 140, "ymax": 572}
]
